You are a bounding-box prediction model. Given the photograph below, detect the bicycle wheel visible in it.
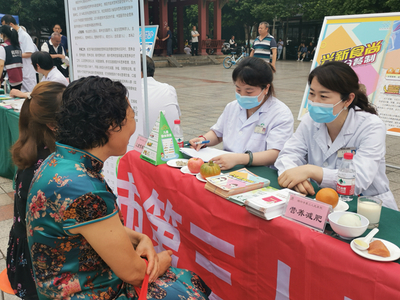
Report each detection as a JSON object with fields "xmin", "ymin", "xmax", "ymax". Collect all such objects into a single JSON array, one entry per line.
[{"xmin": 223, "ymin": 56, "xmax": 233, "ymax": 69}]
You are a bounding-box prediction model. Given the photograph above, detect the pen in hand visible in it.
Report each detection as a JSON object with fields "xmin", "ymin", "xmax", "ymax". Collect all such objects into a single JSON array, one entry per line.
[{"xmin": 194, "ymin": 140, "xmax": 210, "ymax": 145}]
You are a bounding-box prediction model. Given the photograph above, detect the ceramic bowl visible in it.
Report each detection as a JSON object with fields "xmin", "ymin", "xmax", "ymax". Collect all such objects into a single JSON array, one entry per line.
[{"xmin": 328, "ymin": 211, "xmax": 369, "ymax": 240}]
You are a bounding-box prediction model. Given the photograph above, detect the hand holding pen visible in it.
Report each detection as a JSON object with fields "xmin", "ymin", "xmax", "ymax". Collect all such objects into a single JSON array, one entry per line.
[{"xmin": 188, "ymin": 137, "xmax": 210, "ymax": 151}]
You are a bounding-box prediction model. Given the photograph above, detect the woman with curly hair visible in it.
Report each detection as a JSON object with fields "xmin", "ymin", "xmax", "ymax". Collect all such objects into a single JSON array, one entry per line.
[
  {"xmin": 26, "ymin": 76, "xmax": 211, "ymax": 299},
  {"xmin": 7, "ymin": 81, "xmax": 66, "ymax": 299}
]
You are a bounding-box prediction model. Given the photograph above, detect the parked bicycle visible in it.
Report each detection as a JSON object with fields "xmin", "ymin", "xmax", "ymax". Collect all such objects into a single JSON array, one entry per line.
[{"xmin": 223, "ymin": 47, "xmax": 247, "ymax": 69}]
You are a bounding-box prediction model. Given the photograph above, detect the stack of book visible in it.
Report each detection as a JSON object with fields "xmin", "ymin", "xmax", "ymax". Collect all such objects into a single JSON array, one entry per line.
[
  {"xmin": 244, "ymin": 188, "xmax": 301, "ymax": 220},
  {"xmin": 204, "ymin": 168, "xmax": 270, "ymax": 198},
  {"xmin": 205, "ymin": 168, "xmax": 301, "ymax": 220}
]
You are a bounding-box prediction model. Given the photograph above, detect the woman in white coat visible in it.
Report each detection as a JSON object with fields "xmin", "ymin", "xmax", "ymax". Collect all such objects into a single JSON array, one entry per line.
[
  {"xmin": 189, "ymin": 57, "xmax": 293, "ymax": 170},
  {"xmin": 275, "ymin": 61, "xmax": 397, "ymax": 210}
]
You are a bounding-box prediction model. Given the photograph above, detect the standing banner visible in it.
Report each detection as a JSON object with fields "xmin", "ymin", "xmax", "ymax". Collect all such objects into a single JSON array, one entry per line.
[
  {"xmin": 65, "ymin": 0, "xmax": 143, "ymax": 191},
  {"xmin": 299, "ymin": 12, "xmax": 400, "ymax": 136},
  {"xmin": 139, "ymin": 25, "xmax": 159, "ymax": 57}
]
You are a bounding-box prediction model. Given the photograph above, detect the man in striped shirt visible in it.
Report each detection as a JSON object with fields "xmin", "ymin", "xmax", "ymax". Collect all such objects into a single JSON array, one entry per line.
[{"xmin": 250, "ymin": 22, "xmax": 277, "ymax": 70}]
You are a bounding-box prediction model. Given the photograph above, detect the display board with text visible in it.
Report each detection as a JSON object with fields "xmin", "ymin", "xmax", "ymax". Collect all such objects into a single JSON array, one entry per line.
[{"xmin": 66, "ymin": 0, "xmax": 143, "ymax": 191}]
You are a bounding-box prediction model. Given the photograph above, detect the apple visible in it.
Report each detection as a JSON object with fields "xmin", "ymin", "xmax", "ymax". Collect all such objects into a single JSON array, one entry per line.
[{"xmin": 188, "ymin": 157, "xmax": 204, "ymax": 173}]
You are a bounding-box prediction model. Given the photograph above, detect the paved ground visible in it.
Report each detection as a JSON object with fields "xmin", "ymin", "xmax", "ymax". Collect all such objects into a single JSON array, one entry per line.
[{"xmin": 0, "ymin": 60, "xmax": 399, "ymax": 298}]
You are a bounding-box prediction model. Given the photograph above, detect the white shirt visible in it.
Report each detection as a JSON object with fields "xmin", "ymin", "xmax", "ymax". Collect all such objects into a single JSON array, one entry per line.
[
  {"xmin": 41, "ymin": 40, "xmax": 66, "ymax": 56},
  {"xmin": 184, "ymin": 47, "xmax": 191, "ymax": 55},
  {"xmin": 141, "ymin": 77, "xmax": 181, "ymax": 129},
  {"xmin": 0, "ymin": 46, "xmax": 5, "ymax": 61},
  {"xmin": 191, "ymin": 31, "xmax": 199, "ymax": 43},
  {"xmin": 275, "ymin": 108, "xmax": 397, "ymax": 210},
  {"xmin": 17, "ymin": 28, "xmax": 37, "ymax": 92},
  {"xmin": 210, "ymin": 96, "xmax": 293, "ymax": 161},
  {"xmin": 41, "ymin": 67, "xmax": 69, "ymax": 86}
]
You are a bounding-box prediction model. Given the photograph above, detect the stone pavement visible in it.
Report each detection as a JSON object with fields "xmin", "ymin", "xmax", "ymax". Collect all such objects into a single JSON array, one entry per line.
[{"xmin": 0, "ymin": 61, "xmax": 399, "ymax": 298}]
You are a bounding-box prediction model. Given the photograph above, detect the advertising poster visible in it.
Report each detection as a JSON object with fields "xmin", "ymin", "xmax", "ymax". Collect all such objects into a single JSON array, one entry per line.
[
  {"xmin": 139, "ymin": 25, "xmax": 158, "ymax": 57},
  {"xmin": 66, "ymin": 0, "xmax": 143, "ymax": 191},
  {"xmin": 299, "ymin": 12, "xmax": 400, "ymax": 136}
]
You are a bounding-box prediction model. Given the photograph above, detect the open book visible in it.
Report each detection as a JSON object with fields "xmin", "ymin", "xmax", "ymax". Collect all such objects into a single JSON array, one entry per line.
[{"xmin": 205, "ymin": 168, "xmax": 270, "ymax": 198}]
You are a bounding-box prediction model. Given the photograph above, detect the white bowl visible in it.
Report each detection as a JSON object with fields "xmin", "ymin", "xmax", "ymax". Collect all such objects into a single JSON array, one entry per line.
[{"xmin": 328, "ymin": 212, "xmax": 369, "ymax": 240}]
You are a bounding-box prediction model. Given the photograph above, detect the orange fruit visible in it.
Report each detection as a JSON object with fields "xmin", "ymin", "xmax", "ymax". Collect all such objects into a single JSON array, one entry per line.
[{"xmin": 315, "ymin": 188, "xmax": 339, "ymax": 208}]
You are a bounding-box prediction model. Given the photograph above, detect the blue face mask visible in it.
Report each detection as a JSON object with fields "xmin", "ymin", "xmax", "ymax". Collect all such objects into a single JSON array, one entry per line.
[
  {"xmin": 308, "ymin": 99, "xmax": 345, "ymax": 123},
  {"xmin": 235, "ymin": 90, "xmax": 264, "ymax": 109}
]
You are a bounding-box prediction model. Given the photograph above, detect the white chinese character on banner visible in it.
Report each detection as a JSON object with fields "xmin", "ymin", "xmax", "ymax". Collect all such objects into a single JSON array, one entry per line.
[
  {"xmin": 353, "ymin": 57, "xmax": 364, "ymax": 66},
  {"xmin": 143, "ymin": 190, "xmax": 182, "ymax": 255},
  {"xmin": 117, "ymin": 172, "xmax": 143, "ymax": 232}
]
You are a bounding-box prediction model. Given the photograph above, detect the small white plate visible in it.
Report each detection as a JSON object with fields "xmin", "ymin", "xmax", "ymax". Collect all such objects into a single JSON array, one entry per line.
[
  {"xmin": 180, "ymin": 166, "xmax": 197, "ymax": 175},
  {"xmin": 333, "ymin": 200, "xmax": 349, "ymax": 212},
  {"xmin": 167, "ymin": 159, "xmax": 189, "ymax": 168},
  {"xmin": 196, "ymin": 173, "xmax": 207, "ymax": 182},
  {"xmin": 350, "ymin": 238, "xmax": 400, "ymax": 262}
]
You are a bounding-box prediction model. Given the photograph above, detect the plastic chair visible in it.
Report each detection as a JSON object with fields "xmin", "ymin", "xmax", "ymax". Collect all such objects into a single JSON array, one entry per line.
[{"xmin": 0, "ymin": 268, "xmax": 14, "ymax": 300}]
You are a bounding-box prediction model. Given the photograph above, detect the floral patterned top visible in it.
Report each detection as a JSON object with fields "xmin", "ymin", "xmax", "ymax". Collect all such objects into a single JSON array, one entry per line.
[{"xmin": 26, "ymin": 143, "xmax": 136, "ymax": 299}]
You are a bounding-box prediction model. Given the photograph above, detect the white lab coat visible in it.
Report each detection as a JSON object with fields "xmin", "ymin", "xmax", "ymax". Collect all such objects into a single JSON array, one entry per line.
[
  {"xmin": 211, "ymin": 96, "xmax": 293, "ymax": 162},
  {"xmin": 275, "ymin": 108, "xmax": 397, "ymax": 210}
]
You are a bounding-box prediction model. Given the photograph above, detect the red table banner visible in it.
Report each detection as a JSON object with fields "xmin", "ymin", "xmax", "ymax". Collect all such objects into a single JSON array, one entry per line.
[{"xmin": 117, "ymin": 150, "xmax": 400, "ymax": 300}]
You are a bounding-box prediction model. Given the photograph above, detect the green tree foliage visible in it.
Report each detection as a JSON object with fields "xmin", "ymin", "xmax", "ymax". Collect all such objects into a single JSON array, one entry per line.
[
  {"xmin": 222, "ymin": 0, "xmax": 399, "ymax": 46},
  {"xmin": 0, "ymin": 0, "xmax": 66, "ymax": 46},
  {"xmin": 302, "ymin": 0, "xmax": 395, "ymax": 20}
]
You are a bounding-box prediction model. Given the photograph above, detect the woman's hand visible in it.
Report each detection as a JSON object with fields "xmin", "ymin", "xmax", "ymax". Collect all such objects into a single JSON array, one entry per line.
[
  {"xmin": 156, "ymin": 250, "xmax": 173, "ymax": 278},
  {"xmin": 10, "ymin": 89, "xmax": 29, "ymax": 98},
  {"xmin": 135, "ymin": 235, "xmax": 159, "ymax": 282},
  {"xmin": 278, "ymin": 166, "xmax": 311, "ymax": 189},
  {"xmin": 293, "ymin": 180, "xmax": 315, "ymax": 195},
  {"xmin": 212, "ymin": 153, "xmax": 246, "ymax": 170},
  {"xmin": 189, "ymin": 137, "xmax": 205, "ymax": 151},
  {"xmin": 278, "ymin": 165, "xmax": 323, "ymax": 195}
]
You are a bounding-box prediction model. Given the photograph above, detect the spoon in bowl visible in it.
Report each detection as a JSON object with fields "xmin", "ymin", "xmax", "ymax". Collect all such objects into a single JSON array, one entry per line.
[{"xmin": 353, "ymin": 228, "xmax": 379, "ymax": 251}]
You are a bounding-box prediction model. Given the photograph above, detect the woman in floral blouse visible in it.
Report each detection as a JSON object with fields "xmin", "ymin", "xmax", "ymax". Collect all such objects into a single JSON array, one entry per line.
[
  {"xmin": 26, "ymin": 76, "xmax": 211, "ymax": 299},
  {"xmin": 7, "ymin": 81, "xmax": 66, "ymax": 299}
]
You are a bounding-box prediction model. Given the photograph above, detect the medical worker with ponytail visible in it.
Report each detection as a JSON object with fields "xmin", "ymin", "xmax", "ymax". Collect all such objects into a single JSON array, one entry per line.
[{"xmin": 275, "ymin": 61, "xmax": 397, "ymax": 210}]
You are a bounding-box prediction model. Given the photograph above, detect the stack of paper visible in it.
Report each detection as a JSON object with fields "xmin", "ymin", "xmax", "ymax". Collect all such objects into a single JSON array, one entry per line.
[{"xmin": 180, "ymin": 147, "xmax": 231, "ymax": 162}]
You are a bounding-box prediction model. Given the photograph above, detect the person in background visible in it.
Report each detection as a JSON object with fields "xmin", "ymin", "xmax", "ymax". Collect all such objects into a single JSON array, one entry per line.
[
  {"xmin": 297, "ymin": 43, "xmax": 307, "ymax": 61},
  {"xmin": 0, "ymin": 25, "xmax": 23, "ymax": 90},
  {"xmin": 49, "ymin": 24, "xmax": 68, "ymax": 54},
  {"xmin": 191, "ymin": 25, "xmax": 199, "ymax": 56},
  {"xmin": 10, "ymin": 51, "xmax": 69, "ymax": 98},
  {"xmin": 275, "ymin": 61, "xmax": 398, "ymax": 210},
  {"xmin": 184, "ymin": 44, "xmax": 191, "ymax": 55},
  {"xmin": 308, "ymin": 42, "xmax": 316, "ymax": 62},
  {"xmin": 26, "ymin": 76, "xmax": 211, "ymax": 299},
  {"xmin": 41, "ymin": 32, "xmax": 69, "ymax": 77},
  {"xmin": 7, "ymin": 81, "xmax": 66, "ymax": 300},
  {"xmin": 141, "ymin": 55, "xmax": 181, "ymax": 128},
  {"xmin": 250, "ymin": 22, "xmax": 277, "ymax": 70},
  {"xmin": 308, "ymin": 43, "xmax": 316, "ymax": 61},
  {"xmin": 189, "ymin": 57, "xmax": 293, "ymax": 170},
  {"xmin": 1, "ymin": 15, "xmax": 37, "ymax": 92},
  {"xmin": 162, "ymin": 26, "xmax": 173, "ymax": 57},
  {"xmin": 277, "ymin": 38, "xmax": 284, "ymax": 60},
  {"xmin": 229, "ymin": 35, "xmax": 237, "ymax": 49}
]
